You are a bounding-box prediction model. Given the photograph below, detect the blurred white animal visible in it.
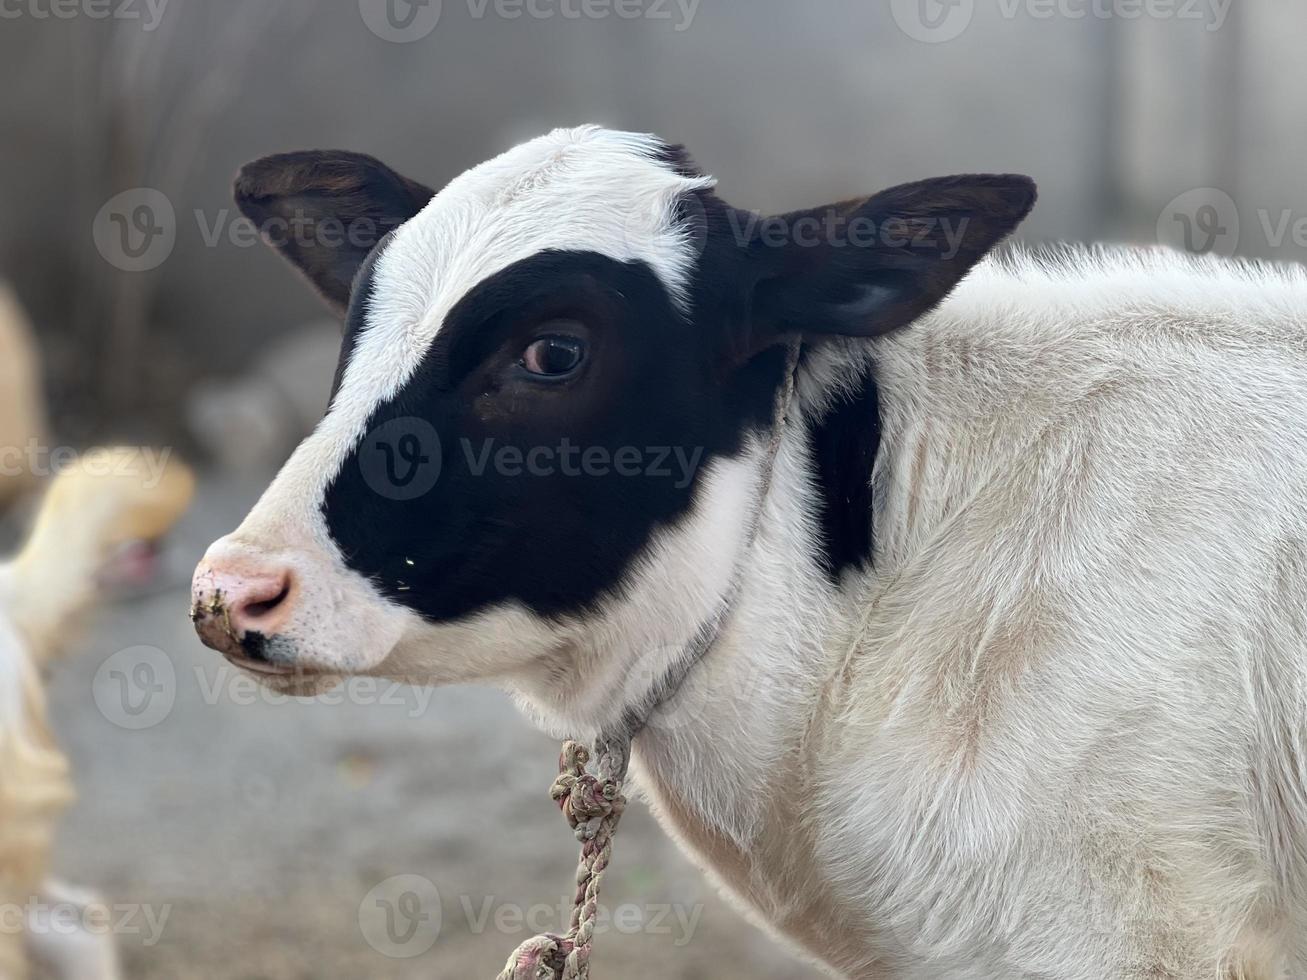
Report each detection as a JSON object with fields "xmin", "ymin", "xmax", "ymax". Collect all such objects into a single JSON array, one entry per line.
[
  {"xmin": 0, "ymin": 284, "xmax": 48, "ymax": 516},
  {"xmin": 187, "ymin": 324, "xmax": 339, "ymax": 474},
  {"xmin": 0, "ymin": 449, "xmax": 193, "ymax": 980}
]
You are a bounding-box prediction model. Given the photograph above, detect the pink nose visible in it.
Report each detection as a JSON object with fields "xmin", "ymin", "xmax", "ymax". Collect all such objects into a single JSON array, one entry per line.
[{"xmin": 191, "ymin": 556, "xmax": 295, "ymax": 662}]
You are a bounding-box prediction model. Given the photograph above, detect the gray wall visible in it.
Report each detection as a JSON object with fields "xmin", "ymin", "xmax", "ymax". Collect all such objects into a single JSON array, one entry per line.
[{"xmin": 0, "ymin": 0, "xmax": 1297, "ymax": 443}]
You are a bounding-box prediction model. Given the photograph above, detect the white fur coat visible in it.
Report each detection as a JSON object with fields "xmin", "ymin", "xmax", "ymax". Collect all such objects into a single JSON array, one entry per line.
[{"xmin": 632, "ymin": 246, "xmax": 1307, "ymax": 979}]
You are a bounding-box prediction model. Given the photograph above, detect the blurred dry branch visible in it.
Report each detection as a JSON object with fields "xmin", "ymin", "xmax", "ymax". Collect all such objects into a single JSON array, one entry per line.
[{"xmin": 89, "ymin": 2, "xmax": 314, "ymax": 422}]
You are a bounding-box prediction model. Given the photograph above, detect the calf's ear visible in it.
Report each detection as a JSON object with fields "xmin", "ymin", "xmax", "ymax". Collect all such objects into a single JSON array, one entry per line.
[
  {"xmin": 741, "ymin": 174, "xmax": 1036, "ymax": 353},
  {"xmin": 234, "ymin": 150, "xmax": 436, "ymax": 315}
]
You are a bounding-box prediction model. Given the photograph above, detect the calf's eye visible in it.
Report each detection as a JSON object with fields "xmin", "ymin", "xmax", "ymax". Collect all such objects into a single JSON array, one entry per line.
[{"xmin": 521, "ymin": 336, "xmax": 586, "ymax": 378}]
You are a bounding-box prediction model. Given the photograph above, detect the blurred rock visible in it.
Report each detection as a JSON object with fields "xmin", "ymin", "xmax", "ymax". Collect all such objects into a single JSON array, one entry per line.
[{"xmin": 186, "ymin": 323, "xmax": 340, "ymax": 475}]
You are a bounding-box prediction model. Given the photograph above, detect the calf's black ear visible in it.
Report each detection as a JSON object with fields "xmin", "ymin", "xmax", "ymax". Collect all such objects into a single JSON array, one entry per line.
[
  {"xmin": 234, "ymin": 150, "xmax": 436, "ymax": 315},
  {"xmin": 743, "ymin": 174, "xmax": 1036, "ymax": 352}
]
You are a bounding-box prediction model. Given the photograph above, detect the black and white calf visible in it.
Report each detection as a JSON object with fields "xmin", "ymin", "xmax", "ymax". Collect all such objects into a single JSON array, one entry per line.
[{"xmin": 193, "ymin": 126, "xmax": 1307, "ymax": 979}]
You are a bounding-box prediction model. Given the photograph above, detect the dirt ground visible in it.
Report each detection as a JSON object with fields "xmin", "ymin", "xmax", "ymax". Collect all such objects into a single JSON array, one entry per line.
[{"xmin": 39, "ymin": 473, "xmax": 823, "ymax": 979}]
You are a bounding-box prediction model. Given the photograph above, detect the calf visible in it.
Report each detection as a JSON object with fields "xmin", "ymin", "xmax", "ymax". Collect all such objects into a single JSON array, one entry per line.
[{"xmin": 192, "ymin": 126, "xmax": 1307, "ymax": 979}]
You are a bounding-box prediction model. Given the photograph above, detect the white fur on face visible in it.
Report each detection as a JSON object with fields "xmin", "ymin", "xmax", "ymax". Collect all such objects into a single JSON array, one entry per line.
[{"xmin": 207, "ymin": 127, "xmax": 720, "ymax": 681}]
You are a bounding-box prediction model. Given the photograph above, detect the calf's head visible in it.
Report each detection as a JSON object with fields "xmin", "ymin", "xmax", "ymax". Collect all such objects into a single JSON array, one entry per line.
[{"xmin": 191, "ymin": 127, "xmax": 1033, "ymax": 725}]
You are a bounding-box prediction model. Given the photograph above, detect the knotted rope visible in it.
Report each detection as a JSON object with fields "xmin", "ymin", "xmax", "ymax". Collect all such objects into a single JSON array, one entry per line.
[
  {"xmin": 495, "ymin": 740, "xmax": 628, "ymax": 980},
  {"xmin": 492, "ymin": 341, "xmax": 802, "ymax": 979}
]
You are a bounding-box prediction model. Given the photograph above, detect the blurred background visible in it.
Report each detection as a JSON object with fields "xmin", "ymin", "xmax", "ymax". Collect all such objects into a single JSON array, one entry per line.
[{"xmin": 1, "ymin": 1, "xmax": 1304, "ymax": 976}]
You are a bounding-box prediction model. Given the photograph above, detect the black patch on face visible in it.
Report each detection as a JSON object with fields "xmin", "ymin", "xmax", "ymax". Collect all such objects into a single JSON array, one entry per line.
[
  {"xmin": 240, "ymin": 630, "xmax": 270, "ymax": 661},
  {"xmin": 807, "ymin": 361, "xmax": 880, "ymax": 579},
  {"xmin": 321, "ymin": 249, "xmax": 788, "ymax": 623}
]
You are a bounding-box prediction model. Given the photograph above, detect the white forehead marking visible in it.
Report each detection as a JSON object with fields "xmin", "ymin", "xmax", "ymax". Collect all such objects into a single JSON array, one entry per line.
[{"xmin": 264, "ymin": 126, "xmax": 716, "ymax": 540}]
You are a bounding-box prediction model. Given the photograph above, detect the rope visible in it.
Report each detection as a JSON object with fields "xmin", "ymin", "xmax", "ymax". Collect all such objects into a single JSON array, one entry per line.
[
  {"xmin": 493, "ymin": 341, "xmax": 802, "ymax": 980},
  {"xmin": 495, "ymin": 741, "xmax": 627, "ymax": 980}
]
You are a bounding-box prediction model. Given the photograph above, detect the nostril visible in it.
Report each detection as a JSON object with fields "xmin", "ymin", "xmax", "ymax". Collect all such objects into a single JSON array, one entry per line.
[
  {"xmin": 242, "ymin": 580, "xmax": 291, "ymax": 620},
  {"xmin": 231, "ymin": 573, "xmax": 294, "ymax": 630}
]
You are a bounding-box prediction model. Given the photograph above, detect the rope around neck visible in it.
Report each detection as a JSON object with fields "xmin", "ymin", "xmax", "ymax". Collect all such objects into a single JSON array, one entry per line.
[{"xmin": 494, "ymin": 341, "xmax": 802, "ymax": 980}]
